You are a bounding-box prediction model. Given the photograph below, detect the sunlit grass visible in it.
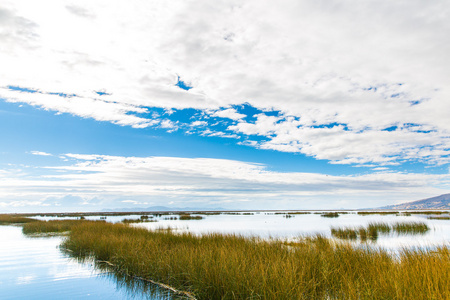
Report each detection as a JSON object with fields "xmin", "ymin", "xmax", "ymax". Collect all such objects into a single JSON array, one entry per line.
[{"xmin": 61, "ymin": 221, "xmax": 449, "ymax": 300}]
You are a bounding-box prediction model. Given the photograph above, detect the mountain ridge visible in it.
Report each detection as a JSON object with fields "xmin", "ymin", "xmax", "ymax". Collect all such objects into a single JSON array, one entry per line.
[{"xmin": 378, "ymin": 193, "xmax": 450, "ymax": 210}]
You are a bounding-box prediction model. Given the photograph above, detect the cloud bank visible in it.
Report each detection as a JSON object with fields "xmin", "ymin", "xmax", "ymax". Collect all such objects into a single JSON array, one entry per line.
[
  {"xmin": 0, "ymin": 153, "xmax": 448, "ymax": 212},
  {"xmin": 0, "ymin": 0, "xmax": 449, "ymax": 167}
]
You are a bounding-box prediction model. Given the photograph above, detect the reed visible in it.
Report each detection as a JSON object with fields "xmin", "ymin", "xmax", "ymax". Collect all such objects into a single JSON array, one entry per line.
[
  {"xmin": 367, "ymin": 222, "xmax": 391, "ymax": 234},
  {"xmin": 330, "ymin": 227, "xmax": 358, "ymax": 239},
  {"xmin": 122, "ymin": 215, "xmax": 157, "ymax": 223},
  {"xmin": 179, "ymin": 214, "xmax": 204, "ymax": 220},
  {"xmin": 427, "ymin": 216, "xmax": 450, "ymax": 220},
  {"xmin": 22, "ymin": 219, "xmax": 92, "ymax": 234},
  {"xmin": 321, "ymin": 212, "xmax": 339, "ymax": 218},
  {"xmin": 62, "ymin": 222, "xmax": 450, "ymax": 300},
  {"xmin": 392, "ymin": 221, "xmax": 429, "ymax": 234},
  {"xmin": 357, "ymin": 211, "xmax": 399, "ymax": 215},
  {"xmin": 0, "ymin": 214, "xmax": 38, "ymax": 224},
  {"xmin": 122, "ymin": 218, "xmax": 158, "ymax": 224},
  {"xmin": 408, "ymin": 211, "xmax": 447, "ymax": 215},
  {"xmin": 331, "ymin": 221, "xmax": 429, "ymax": 241}
]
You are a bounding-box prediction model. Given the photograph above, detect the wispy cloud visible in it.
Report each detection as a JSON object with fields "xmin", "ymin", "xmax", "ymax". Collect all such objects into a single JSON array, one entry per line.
[{"xmin": 30, "ymin": 151, "xmax": 52, "ymax": 156}]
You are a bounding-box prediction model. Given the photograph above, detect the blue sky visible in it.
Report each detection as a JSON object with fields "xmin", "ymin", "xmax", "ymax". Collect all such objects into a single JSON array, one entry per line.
[{"xmin": 0, "ymin": 0, "xmax": 449, "ymax": 212}]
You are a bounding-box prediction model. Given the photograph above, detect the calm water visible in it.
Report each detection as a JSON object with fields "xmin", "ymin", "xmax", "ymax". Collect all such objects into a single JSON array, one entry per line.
[
  {"xmin": 134, "ymin": 212, "xmax": 450, "ymax": 250},
  {"xmin": 2, "ymin": 211, "xmax": 450, "ymax": 299},
  {"xmin": 0, "ymin": 225, "xmax": 180, "ymax": 300}
]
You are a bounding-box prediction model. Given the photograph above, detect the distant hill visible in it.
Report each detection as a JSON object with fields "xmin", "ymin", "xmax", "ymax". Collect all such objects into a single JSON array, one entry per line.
[{"xmin": 379, "ymin": 193, "xmax": 450, "ymax": 210}]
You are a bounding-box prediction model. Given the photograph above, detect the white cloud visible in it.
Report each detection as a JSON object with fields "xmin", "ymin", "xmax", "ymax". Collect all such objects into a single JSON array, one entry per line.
[
  {"xmin": 30, "ymin": 151, "xmax": 52, "ymax": 156},
  {"xmin": 212, "ymin": 108, "xmax": 245, "ymax": 120},
  {"xmin": 0, "ymin": 153, "xmax": 449, "ymax": 212},
  {"xmin": 190, "ymin": 120, "xmax": 207, "ymax": 127},
  {"xmin": 0, "ymin": 0, "xmax": 449, "ymax": 166}
]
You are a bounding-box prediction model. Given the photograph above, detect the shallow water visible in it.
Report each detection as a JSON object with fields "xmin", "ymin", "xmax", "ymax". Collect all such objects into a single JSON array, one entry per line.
[
  {"xmin": 134, "ymin": 211, "xmax": 450, "ymax": 250},
  {"xmin": 0, "ymin": 226, "xmax": 179, "ymax": 300}
]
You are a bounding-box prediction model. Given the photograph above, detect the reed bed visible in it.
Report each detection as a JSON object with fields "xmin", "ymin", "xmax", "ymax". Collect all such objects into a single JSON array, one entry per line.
[
  {"xmin": 367, "ymin": 222, "xmax": 391, "ymax": 234},
  {"xmin": 427, "ymin": 216, "xmax": 450, "ymax": 220},
  {"xmin": 178, "ymin": 214, "xmax": 204, "ymax": 220},
  {"xmin": 408, "ymin": 211, "xmax": 448, "ymax": 215},
  {"xmin": 331, "ymin": 221, "xmax": 429, "ymax": 241},
  {"xmin": 321, "ymin": 212, "xmax": 340, "ymax": 218},
  {"xmin": 122, "ymin": 215, "xmax": 157, "ymax": 224},
  {"xmin": 0, "ymin": 214, "xmax": 38, "ymax": 224},
  {"xmin": 392, "ymin": 221, "xmax": 429, "ymax": 234},
  {"xmin": 357, "ymin": 211, "xmax": 399, "ymax": 215},
  {"xmin": 22, "ymin": 219, "xmax": 93, "ymax": 234},
  {"xmin": 61, "ymin": 221, "xmax": 449, "ymax": 300}
]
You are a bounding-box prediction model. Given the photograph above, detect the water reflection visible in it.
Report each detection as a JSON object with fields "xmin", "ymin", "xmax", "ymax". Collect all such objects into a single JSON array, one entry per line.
[{"xmin": 0, "ymin": 226, "xmax": 186, "ymax": 300}]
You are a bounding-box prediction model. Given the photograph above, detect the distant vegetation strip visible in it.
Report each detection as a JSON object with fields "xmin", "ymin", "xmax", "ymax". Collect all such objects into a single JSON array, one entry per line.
[
  {"xmin": 0, "ymin": 214, "xmax": 38, "ymax": 224},
  {"xmin": 60, "ymin": 221, "xmax": 449, "ymax": 300}
]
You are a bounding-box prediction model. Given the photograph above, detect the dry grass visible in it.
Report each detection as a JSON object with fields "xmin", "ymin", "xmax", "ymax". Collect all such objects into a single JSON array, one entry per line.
[{"xmin": 62, "ymin": 221, "xmax": 450, "ymax": 300}]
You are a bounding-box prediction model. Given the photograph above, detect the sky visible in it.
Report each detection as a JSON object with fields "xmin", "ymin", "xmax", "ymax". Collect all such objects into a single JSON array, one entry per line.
[{"xmin": 1, "ymin": 0, "xmax": 450, "ymax": 212}]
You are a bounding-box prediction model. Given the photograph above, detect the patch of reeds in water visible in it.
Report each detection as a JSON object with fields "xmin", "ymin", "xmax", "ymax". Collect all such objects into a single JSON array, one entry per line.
[
  {"xmin": 0, "ymin": 214, "xmax": 38, "ymax": 225},
  {"xmin": 62, "ymin": 222, "xmax": 450, "ymax": 300},
  {"xmin": 179, "ymin": 214, "xmax": 204, "ymax": 220},
  {"xmin": 392, "ymin": 221, "xmax": 429, "ymax": 234},
  {"xmin": 320, "ymin": 212, "xmax": 340, "ymax": 218},
  {"xmin": 358, "ymin": 211, "xmax": 399, "ymax": 215},
  {"xmin": 331, "ymin": 221, "xmax": 430, "ymax": 242},
  {"xmin": 122, "ymin": 215, "xmax": 157, "ymax": 224},
  {"xmin": 427, "ymin": 216, "xmax": 450, "ymax": 220},
  {"xmin": 408, "ymin": 211, "xmax": 448, "ymax": 215},
  {"xmin": 22, "ymin": 219, "xmax": 95, "ymax": 235}
]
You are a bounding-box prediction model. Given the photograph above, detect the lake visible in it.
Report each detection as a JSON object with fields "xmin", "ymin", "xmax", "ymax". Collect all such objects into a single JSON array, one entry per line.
[{"xmin": 1, "ymin": 211, "xmax": 449, "ymax": 299}]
